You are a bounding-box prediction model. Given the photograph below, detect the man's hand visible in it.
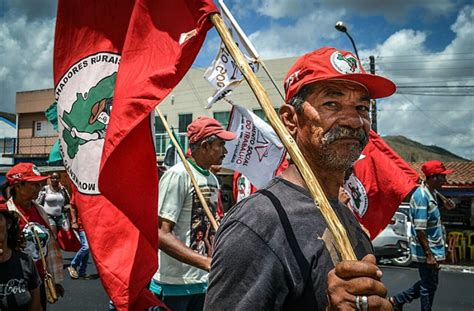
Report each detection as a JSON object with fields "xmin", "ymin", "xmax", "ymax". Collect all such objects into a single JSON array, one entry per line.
[
  {"xmin": 426, "ymin": 253, "xmax": 439, "ymax": 269},
  {"xmin": 327, "ymin": 254, "xmax": 392, "ymax": 310},
  {"xmin": 71, "ymin": 222, "xmax": 79, "ymax": 230},
  {"xmin": 444, "ymin": 199, "xmax": 456, "ymax": 210}
]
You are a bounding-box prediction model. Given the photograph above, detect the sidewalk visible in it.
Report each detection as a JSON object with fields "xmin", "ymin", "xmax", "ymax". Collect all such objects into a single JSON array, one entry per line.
[{"xmin": 441, "ymin": 259, "xmax": 474, "ymax": 273}]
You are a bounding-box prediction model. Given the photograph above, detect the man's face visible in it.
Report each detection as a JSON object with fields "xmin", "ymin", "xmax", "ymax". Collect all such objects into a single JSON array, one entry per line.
[
  {"xmin": 205, "ymin": 138, "xmax": 228, "ymax": 166},
  {"xmin": 430, "ymin": 174, "xmax": 447, "ymax": 190},
  {"xmin": 294, "ymin": 80, "xmax": 371, "ymax": 171},
  {"xmin": 17, "ymin": 181, "xmax": 43, "ymax": 201}
]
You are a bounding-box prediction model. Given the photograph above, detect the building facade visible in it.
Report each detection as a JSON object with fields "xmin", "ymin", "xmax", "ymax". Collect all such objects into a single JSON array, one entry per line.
[
  {"xmin": 0, "ymin": 112, "xmax": 16, "ymax": 165},
  {"xmin": 15, "ymin": 89, "xmax": 57, "ymax": 165}
]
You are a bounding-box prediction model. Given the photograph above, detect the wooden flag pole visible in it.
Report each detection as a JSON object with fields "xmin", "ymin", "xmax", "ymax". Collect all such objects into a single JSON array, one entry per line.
[
  {"xmin": 155, "ymin": 108, "xmax": 219, "ymax": 231},
  {"xmin": 210, "ymin": 13, "xmax": 357, "ymax": 261}
]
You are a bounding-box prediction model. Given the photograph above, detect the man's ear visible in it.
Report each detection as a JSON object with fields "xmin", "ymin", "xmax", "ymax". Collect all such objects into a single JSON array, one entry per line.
[
  {"xmin": 200, "ymin": 139, "xmax": 210, "ymax": 151},
  {"xmin": 279, "ymin": 104, "xmax": 299, "ymax": 136}
]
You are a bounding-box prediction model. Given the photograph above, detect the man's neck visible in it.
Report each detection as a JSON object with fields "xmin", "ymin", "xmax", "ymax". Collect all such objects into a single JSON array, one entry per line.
[
  {"xmin": 425, "ymin": 181, "xmax": 437, "ymax": 195},
  {"xmin": 193, "ymin": 157, "xmax": 210, "ymax": 171},
  {"xmin": 280, "ymin": 164, "xmax": 344, "ymax": 199}
]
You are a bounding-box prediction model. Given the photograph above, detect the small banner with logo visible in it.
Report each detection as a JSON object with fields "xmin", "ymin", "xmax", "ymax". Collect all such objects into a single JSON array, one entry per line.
[
  {"xmin": 222, "ymin": 105, "xmax": 286, "ymax": 189},
  {"xmin": 343, "ymin": 130, "xmax": 419, "ymax": 239},
  {"xmin": 203, "ymin": 0, "xmax": 259, "ymax": 108},
  {"xmin": 54, "ymin": 0, "xmax": 218, "ymax": 309}
]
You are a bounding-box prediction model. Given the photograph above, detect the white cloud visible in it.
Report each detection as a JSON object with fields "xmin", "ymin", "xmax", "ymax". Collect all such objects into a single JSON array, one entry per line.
[
  {"xmin": 229, "ymin": 0, "xmax": 456, "ymax": 22},
  {"xmin": 4, "ymin": 0, "xmax": 57, "ymax": 21},
  {"xmin": 248, "ymin": 9, "xmax": 346, "ymax": 59},
  {"xmin": 322, "ymin": 0, "xmax": 456, "ymax": 22},
  {"xmin": 365, "ymin": 5, "xmax": 474, "ymax": 159},
  {"xmin": 0, "ymin": 13, "xmax": 55, "ymax": 113}
]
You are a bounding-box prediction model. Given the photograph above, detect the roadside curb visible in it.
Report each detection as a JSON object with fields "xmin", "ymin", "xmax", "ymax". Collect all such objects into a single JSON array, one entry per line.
[{"xmin": 440, "ymin": 264, "xmax": 474, "ymax": 273}]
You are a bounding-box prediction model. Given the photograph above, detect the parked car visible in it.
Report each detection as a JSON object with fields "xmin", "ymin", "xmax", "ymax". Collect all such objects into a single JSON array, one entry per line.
[{"xmin": 372, "ymin": 204, "xmax": 412, "ymax": 266}]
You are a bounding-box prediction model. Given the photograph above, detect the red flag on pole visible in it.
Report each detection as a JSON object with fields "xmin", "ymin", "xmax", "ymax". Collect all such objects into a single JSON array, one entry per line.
[
  {"xmin": 343, "ymin": 130, "xmax": 419, "ymax": 239},
  {"xmin": 54, "ymin": 0, "xmax": 218, "ymax": 309}
]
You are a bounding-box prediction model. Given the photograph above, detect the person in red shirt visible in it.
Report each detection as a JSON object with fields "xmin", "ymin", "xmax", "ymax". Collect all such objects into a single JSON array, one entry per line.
[
  {"xmin": 0, "ymin": 198, "xmax": 42, "ymax": 310},
  {"xmin": 2, "ymin": 163, "xmax": 65, "ymax": 310}
]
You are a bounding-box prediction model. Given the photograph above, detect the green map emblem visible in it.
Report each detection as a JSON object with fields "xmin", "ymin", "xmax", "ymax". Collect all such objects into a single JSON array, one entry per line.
[
  {"xmin": 60, "ymin": 72, "xmax": 116, "ymax": 159},
  {"xmin": 330, "ymin": 51, "xmax": 362, "ymax": 74},
  {"xmin": 55, "ymin": 52, "xmax": 120, "ymax": 194}
]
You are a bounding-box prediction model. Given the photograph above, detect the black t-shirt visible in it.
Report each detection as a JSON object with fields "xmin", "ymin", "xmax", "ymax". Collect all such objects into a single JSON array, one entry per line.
[
  {"xmin": 205, "ymin": 177, "xmax": 373, "ymax": 311},
  {"xmin": 0, "ymin": 250, "xmax": 42, "ymax": 311}
]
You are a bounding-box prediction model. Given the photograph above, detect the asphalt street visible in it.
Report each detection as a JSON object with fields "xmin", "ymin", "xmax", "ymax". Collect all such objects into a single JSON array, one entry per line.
[
  {"xmin": 50, "ymin": 254, "xmax": 474, "ymax": 311},
  {"xmin": 383, "ymin": 265, "xmax": 474, "ymax": 311}
]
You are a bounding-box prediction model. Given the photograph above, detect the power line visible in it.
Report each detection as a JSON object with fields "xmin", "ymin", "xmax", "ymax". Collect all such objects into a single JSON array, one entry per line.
[
  {"xmin": 397, "ymin": 85, "xmax": 474, "ymax": 88},
  {"xmin": 393, "ymin": 94, "xmax": 459, "ymax": 135},
  {"xmin": 376, "ymin": 52, "xmax": 474, "ymax": 58},
  {"xmin": 396, "ymin": 92, "xmax": 474, "ymax": 96}
]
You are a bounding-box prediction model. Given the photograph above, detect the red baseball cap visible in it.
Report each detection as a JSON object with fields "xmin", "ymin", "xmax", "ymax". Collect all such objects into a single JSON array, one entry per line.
[
  {"xmin": 6, "ymin": 163, "xmax": 48, "ymax": 185},
  {"xmin": 187, "ymin": 117, "xmax": 236, "ymax": 144},
  {"xmin": 421, "ymin": 160, "xmax": 454, "ymax": 177},
  {"xmin": 284, "ymin": 47, "xmax": 396, "ymax": 103}
]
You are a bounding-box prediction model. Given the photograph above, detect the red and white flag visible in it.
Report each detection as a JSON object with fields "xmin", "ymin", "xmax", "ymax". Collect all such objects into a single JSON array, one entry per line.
[
  {"xmin": 343, "ymin": 130, "xmax": 419, "ymax": 239},
  {"xmin": 54, "ymin": 0, "xmax": 218, "ymax": 309}
]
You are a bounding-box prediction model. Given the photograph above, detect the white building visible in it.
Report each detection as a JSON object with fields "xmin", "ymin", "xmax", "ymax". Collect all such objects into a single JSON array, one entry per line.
[{"xmin": 0, "ymin": 112, "xmax": 16, "ymax": 165}]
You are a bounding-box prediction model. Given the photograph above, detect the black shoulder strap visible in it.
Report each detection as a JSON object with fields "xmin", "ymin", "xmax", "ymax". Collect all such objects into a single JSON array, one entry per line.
[{"xmin": 260, "ymin": 189, "xmax": 317, "ymax": 310}]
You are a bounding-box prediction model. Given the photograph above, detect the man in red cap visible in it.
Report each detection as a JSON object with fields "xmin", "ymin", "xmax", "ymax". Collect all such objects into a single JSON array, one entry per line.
[
  {"xmin": 206, "ymin": 47, "xmax": 396, "ymax": 310},
  {"xmin": 390, "ymin": 160, "xmax": 455, "ymax": 310},
  {"xmin": 150, "ymin": 117, "xmax": 235, "ymax": 311}
]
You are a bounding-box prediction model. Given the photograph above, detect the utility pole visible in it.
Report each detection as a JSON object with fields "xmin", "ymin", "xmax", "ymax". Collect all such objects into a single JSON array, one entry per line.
[{"xmin": 369, "ymin": 55, "xmax": 377, "ymax": 133}]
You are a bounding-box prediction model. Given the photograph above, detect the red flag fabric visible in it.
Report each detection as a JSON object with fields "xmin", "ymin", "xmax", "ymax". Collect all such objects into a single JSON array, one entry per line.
[
  {"xmin": 56, "ymin": 225, "xmax": 81, "ymax": 252},
  {"xmin": 343, "ymin": 130, "xmax": 419, "ymax": 239},
  {"xmin": 54, "ymin": 0, "xmax": 218, "ymax": 309}
]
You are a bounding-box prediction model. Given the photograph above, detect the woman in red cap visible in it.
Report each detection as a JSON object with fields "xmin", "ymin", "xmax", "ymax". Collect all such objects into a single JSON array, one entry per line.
[
  {"xmin": 1, "ymin": 163, "xmax": 64, "ymax": 310},
  {"xmin": 0, "ymin": 198, "xmax": 42, "ymax": 310}
]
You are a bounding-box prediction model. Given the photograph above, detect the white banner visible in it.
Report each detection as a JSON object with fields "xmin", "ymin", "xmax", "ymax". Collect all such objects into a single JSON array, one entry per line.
[
  {"xmin": 222, "ymin": 105, "xmax": 286, "ymax": 189},
  {"xmin": 203, "ymin": 1, "xmax": 259, "ymax": 108}
]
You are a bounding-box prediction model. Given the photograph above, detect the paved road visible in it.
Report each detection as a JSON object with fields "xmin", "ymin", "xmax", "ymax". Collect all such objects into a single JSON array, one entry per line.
[
  {"xmin": 50, "ymin": 255, "xmax": 474, "ymax": 310},
  {"xmin": 50, "ymin": 252, "xmax": 109, "ymax": 311},
  {"xmin": 383, "ymin": 265, "xmax": 474, "ymax": 311}
]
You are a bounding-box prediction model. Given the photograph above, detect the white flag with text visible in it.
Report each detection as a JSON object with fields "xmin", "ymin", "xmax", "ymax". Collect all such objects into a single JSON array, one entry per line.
[
  {"xmin": 203, "ymin": 0, "xmax": 259, "ymax": 108},
  {"xmin": 222, "ymin": 105, "xmax": 286, "ymax": 188}
]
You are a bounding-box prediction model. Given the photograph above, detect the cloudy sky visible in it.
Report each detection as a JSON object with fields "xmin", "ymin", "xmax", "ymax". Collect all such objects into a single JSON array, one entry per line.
[{"xmin": 0, "ymin": 0, "xmax": 473, "ymax": 159}]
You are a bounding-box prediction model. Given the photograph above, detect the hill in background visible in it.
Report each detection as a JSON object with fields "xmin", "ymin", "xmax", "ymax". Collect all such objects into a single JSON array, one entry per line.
[{"xmin": 382, "ymin": 135, "xmax": 468, "ymax": 162}]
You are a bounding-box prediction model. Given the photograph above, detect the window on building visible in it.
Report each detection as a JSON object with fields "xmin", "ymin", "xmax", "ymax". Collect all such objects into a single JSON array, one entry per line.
[
  {"xmin": 178, "ymin": 114, "xmax": 192, "ymax": 133},
  {"xmin": 154, "ymin": 115, "xmax": 167, "ymax": 154},
  {"xmin": 178, "ymin": 114, "xmax": 192, "ymax": 147},
  {"xmin": 252, "ymin": 108, "xmax": 279, "ymax": 123},
  {"xmin": 33, "ymin": 121, "xmax": 56, "ymax": 137},
  {"xmin": 155, "ymin": 115, "xmax": 166, "ymax": 133},
  {"xmin": 213, "ymin": 111, "xmax": 231, "ymax": 129}
]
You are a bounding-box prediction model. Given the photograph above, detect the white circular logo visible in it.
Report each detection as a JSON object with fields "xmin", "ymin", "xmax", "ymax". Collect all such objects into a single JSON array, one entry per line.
[
  {"xmin": 343, "ymin": 173, "xmax": 368, "ymax": 217},
  {"xmin": 55, "ymin": 52, "xmax": 120, "ymax": 195},
  {"xmin": 32, "ymin": 165, "xmax": 41, "ymax": 176},
  {"xmin": 330, "ymin": 51, "xmax": 361, "ymax": 74},
  {"xmin": 22, "ymin": 223, "xmax": 50, "ymax": 261}
]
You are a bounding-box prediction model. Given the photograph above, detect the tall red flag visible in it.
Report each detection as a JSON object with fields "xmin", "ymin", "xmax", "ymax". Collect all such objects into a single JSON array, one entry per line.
[
  {"xmin": 54, "ymin": 0, "xmax": 218, "ymax": 309},
  {"xmin": 343, "ymin": 130, "xmax": 419, "ymax": 239}
]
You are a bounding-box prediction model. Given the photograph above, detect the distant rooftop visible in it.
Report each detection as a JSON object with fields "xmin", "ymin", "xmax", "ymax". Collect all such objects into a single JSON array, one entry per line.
[
  {"xmin": 410, "ymin": 161, "xmax": 474, "ymax": 187},
  {"xmin": 0, "ymin": 112, "xmax": 16, "ymax": 124}
]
